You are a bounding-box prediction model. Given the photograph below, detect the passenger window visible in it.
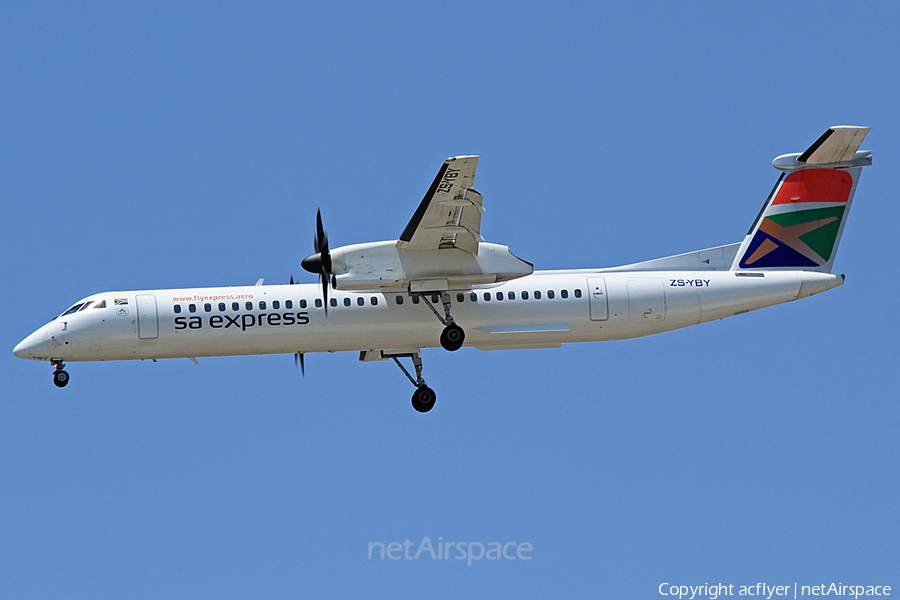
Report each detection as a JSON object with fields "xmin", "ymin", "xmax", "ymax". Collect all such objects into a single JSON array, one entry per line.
[
  {"xmin": 574, "ymin": 289, "xmax": 582, "ymax": 298},
  {"xmin": 285, "ymin": 300, "xmax": 293, "ymax": 309},
  {"xmin": 508, "ymin": 291, "xmax": 515, "ymax": 300},
  {"xmin": 357, "ymin": 297, "xmax": 364, "ymax": 306},
  {"xmin": 534, "ymin": 291, "xmax": 542, "ymax": 300},
  {"xmin": 561, "ymin": 289, "xmax": 568, "ymax": 299},
  {"xmin": 496, "ymin": 292, "xmax": 503, "ymax": 301},
  {"xmin": 174, "ymin": 305, "xmax": 182, "ymax": 314},
  {"xmin": 232, "ymin": 302, "xmax": 239, "ymax": 311},
  {"xmin": 189, "ymin": 304, "xmax": 197, "ymax": 313},
  {"xmin": 299, "ymin": 299, "xmax": 306, "ymax": 309},
  {"xmin": 548, "ymin": 290, "xmax": 555, "ymax": 299},
  {"xmin": 432, "ymin": 294, "xmax": 440, "ymax": 304},
  {"xmin": 204, "ymin": 303, "xmax": 212, "ymax": 312},
  {"xmin": 315, "ymin": 299, "xmax": 322, "ymax": 308},
  {"xmin": 470, "ymin": 293, "xmax": 477, "ymax": 302},
  {"xmin": 218, "ymin": 302, "xmax": 226, "ymax": 311},
  {"xmin": 522, "ymin": 291, "xmax": 529, "ymax": 300},
  {"xmin": 483, "ymin": 292, "xmax": 491, "ymax": 301},
  {"xmin": 331, "ymin": 298, "xmax": 338, "ymax": 308},
  {"xmin": 370, "ymin": 297, "xmax": 378, "ymax": 306},
  {"xmin": 457, "ymin": 293, "xmax": 464, "ymax": 303},
  {"xmin": 273, "ymin": 300, "xmax": 280, "ymax": 310},
  {"xmin": 412, "ymin": 296, "xmax": 420, "ymax": 304},
  {"xmin": 259, "ymin": 301, "xmax": 267, "ymax": 310},
  {"xmin": 395, "ymin": 296, "xmax": 404, "ymax": 305},
  {"xmin": 245, "ymin": 301, "xmax": 253, "ymax": 311}
]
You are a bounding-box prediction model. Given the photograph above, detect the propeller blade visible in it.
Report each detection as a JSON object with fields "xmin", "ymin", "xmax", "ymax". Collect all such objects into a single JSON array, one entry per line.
[
  {"xmin": 320, "ymin": 272, "xmax": 329, "ymax": 316},
  {"xmin": 294, "ymin": 352, "xmax": 305, "ymax": 376},
  {"xmin": 300, "ymin": 208, "xmax": 333, "ymax": 316},
  {"xmin": 290, "ymin": 274, "xmax": 294, "ymax": 285},
  {"xmin": 316, "ymin": 209, "xmax": 326, "ymax": 250},
  {"xmin": 316, "ymin": 209, "xmax": 332, "ymax": 273}
]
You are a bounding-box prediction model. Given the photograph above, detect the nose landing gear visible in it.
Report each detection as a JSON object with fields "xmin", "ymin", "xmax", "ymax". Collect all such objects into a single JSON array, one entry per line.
[
  {"xmin": 410, "ymin": 385, "xmax": 436, "ymax": 413},
  {"xmin": 51, "ymin": 360, "xmax": 69, "ymax": 388},
  {"xmin": 390, "ymin": 352, "xmax": 436, "ymax": 413}
]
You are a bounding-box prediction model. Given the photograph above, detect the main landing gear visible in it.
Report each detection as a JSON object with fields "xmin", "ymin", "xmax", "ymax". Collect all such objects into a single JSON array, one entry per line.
[
  {"xmin": 51, "ymin": 360, "xmax": 69, "ymax": 388},
  {"xmin": 391, "ymin": 352, "xmax": 436, "ymax": 413},
  {"xmin": 417, "ymin": 291, "xmax": 465, "ymax": 352}
]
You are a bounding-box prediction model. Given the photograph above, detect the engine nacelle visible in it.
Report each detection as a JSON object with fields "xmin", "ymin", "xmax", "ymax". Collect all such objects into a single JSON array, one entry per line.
[{"xmin": 329, "ymin": 240, "xmax": 533, "ymax": 292}]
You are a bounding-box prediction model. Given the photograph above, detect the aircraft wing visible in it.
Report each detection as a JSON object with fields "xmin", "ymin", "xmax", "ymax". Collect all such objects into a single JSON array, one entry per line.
[{"xmin": 397, "ymin": 156, "xmax": 485, "ymax": 255}]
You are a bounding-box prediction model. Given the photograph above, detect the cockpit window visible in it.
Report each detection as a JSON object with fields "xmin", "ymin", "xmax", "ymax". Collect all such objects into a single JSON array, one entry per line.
[
  {"xmin": 78, "ymin": 301, "xmax": 95, "ymax": 311},
  {"xmin": 93, "ymin": 300, "xmax": 107, "ymax": 309},
  {"xmin": 62, "ymin": 303, "xmax": 86, "ymax": 316}
]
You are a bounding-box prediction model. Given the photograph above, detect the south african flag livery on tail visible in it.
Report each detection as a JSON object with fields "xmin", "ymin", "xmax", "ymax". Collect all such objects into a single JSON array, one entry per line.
[{"xmin": 735, "ymin": 126, "xmax": 870, "ymax": 273}]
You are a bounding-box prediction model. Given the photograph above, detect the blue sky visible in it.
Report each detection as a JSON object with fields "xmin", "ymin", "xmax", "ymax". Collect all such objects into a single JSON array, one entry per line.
[{"xmin": 2, "ymin": 2, "xmax": 898, "ymax": 598}]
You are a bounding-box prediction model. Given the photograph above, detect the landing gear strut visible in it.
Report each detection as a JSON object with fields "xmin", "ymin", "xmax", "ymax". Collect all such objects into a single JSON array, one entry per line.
[
  {"xmin": 51, "ymin": 360, "xmax": 69, "ymax": 388},
  {"xmin": 418, "ymin": 292, "xmax": 466, "ymax": 352},
  {"xmin": 391, "ymin": 352, "xmax": 436, "ymax": 413}
]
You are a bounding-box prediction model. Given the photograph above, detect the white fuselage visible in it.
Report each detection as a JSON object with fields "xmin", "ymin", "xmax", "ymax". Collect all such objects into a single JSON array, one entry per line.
[{"xmin": 13, "ymin": 268, "xmax": 842, "ymax": 363}]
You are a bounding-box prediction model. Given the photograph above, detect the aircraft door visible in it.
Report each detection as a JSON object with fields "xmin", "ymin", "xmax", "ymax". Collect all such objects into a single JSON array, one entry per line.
[
  {"xmin": 627, "ymin": 279, "xmax": 666, "ymax": 323},
  {"xmin": 586, "ymin": 277, "xmax": 608, "ymax": 321},
  {"xmin": 136, "ymin": 294, "xmax": 159, "ymax": 339}
]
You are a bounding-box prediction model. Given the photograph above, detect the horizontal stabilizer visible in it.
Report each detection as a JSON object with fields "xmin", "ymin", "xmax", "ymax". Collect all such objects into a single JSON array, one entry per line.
[
  {"xmin": 773, "ymin": 126, "xmax": 871, "ymax": 171},
  {"xmin": 799, "ymin": 126, "xmax": 869, "ymax": 164}
]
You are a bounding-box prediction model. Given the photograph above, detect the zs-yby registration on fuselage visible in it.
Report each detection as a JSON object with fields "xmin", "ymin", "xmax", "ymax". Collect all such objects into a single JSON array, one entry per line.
[{"xmin": 14, "ymin": 126, "xmax": 872, "ymax": 413}]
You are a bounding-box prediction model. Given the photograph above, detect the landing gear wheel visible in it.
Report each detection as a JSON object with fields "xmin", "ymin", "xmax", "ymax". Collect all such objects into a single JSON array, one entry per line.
[
  {"xmin": 391, "ymin": 353, "xmax": 435, "ymax": 414},
  {"xmin": 440, "ymin": 324, "xmax": 465, "ymax": 351},
  {"xmin": 53, "ymin": 370, "xmax": 69, "ymax": 388},
  {"xmin": 411, "ymin": 386, "xmax": 436, "ymax": 413},
  {"xmin": 420, "ymin": 292, "xmax": 464, "ymax": 352}
]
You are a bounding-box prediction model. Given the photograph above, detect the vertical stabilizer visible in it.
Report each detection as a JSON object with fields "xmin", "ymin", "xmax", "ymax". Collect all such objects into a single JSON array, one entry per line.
[{"xmin": 732, "ymin": 126, "xmax": 870, "ymax": 273}]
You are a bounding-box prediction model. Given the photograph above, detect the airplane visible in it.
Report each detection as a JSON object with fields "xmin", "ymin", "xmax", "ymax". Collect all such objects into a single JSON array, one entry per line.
[{"xmin": 14, "ymin": 126, "xmax": 871, "ymax": 413}]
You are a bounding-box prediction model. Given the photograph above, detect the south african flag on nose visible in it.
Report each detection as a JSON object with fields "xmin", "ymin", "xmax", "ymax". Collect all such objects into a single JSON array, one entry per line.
[{"xmin": 114, "ymin": 298, "xmax": 128, "ymax": 305}]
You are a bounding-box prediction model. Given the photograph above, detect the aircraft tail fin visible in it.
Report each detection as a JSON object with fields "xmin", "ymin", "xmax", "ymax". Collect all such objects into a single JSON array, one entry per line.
[{"xmin": 732, "ymin": 126, "xmax": 871, "ymax": 273}]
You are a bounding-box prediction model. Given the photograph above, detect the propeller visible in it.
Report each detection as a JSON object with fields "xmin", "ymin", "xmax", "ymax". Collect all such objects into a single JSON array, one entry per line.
[
  {"xmin": 301, "ymin": 208, "xmax": 333, "ymax": 314},
  {"xmin": 294, "ymin": 352, "xmax": 305, "ymax": 376}
]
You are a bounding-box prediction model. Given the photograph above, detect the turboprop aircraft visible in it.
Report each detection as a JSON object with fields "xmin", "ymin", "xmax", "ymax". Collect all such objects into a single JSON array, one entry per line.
[{"xmin": 14, "ymin": 126, "xmax": 871, "ymax": 412}]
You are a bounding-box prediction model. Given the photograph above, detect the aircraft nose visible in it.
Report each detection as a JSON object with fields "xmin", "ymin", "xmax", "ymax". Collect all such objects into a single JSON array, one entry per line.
[
  {"xmin": 13, "ymin": 339, "xmax": 29, "ymax": 359},
  {"xmin": 13, "ymin": 332, "xmax": 48, "ymax": 360}
]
